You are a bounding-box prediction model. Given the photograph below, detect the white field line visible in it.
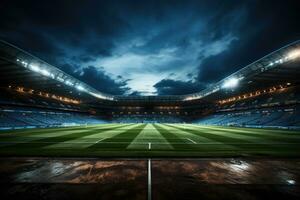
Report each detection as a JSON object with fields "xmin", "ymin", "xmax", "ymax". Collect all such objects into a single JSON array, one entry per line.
[
  {"xmin": 180, "ymin": 126, "xmax": 267, "ymax": 143},
  {"xmin": 127, "ymin": 124, "xmax": 173, "ymax": 150},
  {"xmin": 186, "ymin": 138, "xmax": 197, "ymax": 144},
  {"xmin": 187, "ymin": 124, "xmax": 300, "ymax": 136},
  {"xmin": 148, "ymin": 142, "xmax": 151, "ymax": 150},
  {"xmin": 148, "ymin": 159, "xmax": 152, "ymax": 200},
  {"xmin": 95, "ymin": 138, "xmax": 106, "ymax": 144},
  {"xmin": 43, "ymin": 124, "xmax": 140, "ymax": 149}
]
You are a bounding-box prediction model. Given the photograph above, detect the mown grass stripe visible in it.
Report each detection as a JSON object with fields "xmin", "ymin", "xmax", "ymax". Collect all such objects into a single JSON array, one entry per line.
[
  {"xmin": 88, "ymin": 124, "xmax": 147, "ymax": 150},
  {"xmin": 181, "ymin": 124, "xmax": 279, "ymax": 144},
  {"xmin": 0, "ymin": 127, "xmax": 108, "ymax": 148},
  {"xmin": 0, "ymin": 124, "xmax": 130, "ymax": 147},
  {"xmin": 158, "ymin": 124, "xmax": 242, "ymax": 152},
  {"xmin": 170, "ymin": 124, "xmax": 300, "ymax": 153},
  {"xmin": 45, "ymin": 124, "xmax": 139, "ymax": 149},
  {"xmin": 0, "ymin": 126, "xmax": 96, "ymax": 137},
  {"xmin": 166, "ymin": 124, "xmax": 274, "ymax": 151},
  {"xmin": 1, "ymin": 124, "xmax": 130, "ymax": 149},
  {"xmin": 0, "ymin": 123, "xmax": 126, "ymax": 139},
  {"xmin": 0, "ymin": 123, "xmax": 125, "ymax": 135},
  {"xmin": 192, "ymin": 125, "xmax": 300, "ymax": 143},
  {"xmin": 200, "ymin": 125, "xmax": 300, "ymax": 135},
  {"xmin": 127, "ymin": 124, "xmax": 173, "ymax": 150},
  {"xmin": 161, "ymin": 124, "xmax": 225, "ymax": 143},
  {"xmin": 153, "ymin": 124, "xmax": 199, "ymax": 150}
]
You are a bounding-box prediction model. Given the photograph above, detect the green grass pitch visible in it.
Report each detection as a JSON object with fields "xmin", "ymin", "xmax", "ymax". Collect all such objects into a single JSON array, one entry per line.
[{"xmin": 0, "ymin": 123, "xmax": 300, "ymax": 157}]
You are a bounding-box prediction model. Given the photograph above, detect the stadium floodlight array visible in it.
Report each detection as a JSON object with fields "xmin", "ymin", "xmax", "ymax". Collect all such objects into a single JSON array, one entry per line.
[
  {"xmin": 15, "ymin": 58, "xmax": 114, "ymax": 100},
  {"xmin": 1, "ymin": 39, "xmax": 299, "ymax": 102},
  {"xmin": 183, "ymin": 40, "xmax": 300, "ymax": 101},
  {"xmin": 267, "ymin": 48, "xmax": 300, "ymax": 69},
  {"xmin": 0, "ymin": 40, "xmax": 114, "ymax": 101},
  {"xmin": 16, "ymin": 59, "xmax": 56, "ymax": 79}
]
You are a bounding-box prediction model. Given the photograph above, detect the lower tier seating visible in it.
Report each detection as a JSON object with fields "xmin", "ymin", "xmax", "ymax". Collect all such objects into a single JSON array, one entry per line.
[
  {"xmin": 194, "ymin": 106, "xmax": 300, "ymax": 129},
  {"xmin": 0, "ymin": 107, "xmax": 107, "ymax": 129}
]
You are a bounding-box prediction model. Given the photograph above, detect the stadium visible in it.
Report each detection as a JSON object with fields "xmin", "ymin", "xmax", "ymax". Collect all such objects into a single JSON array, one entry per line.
[
  {"xmin": 1, "ymin": 40, "xmax": 300, "ymax": 158},
  {"xmin": 1, "ymin": 1, "xmax": 300, "ymax": 199},
  {"xmin": 0, "ymin": 39, "xmax": 300, "ymax": 199}
]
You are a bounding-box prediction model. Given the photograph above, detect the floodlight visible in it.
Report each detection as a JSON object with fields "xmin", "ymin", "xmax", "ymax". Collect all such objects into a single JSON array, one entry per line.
[
  {"xmin": 29, "ymin": 64, "xmax": 40, "ymax": 72},
  {"xmin": 57, "ymin": 77, "xmax": 64, "ymax": 82},
  {"xmin": 65, "ymin": 80, "xmax": 73, "ymax": 86},
  {"xmin": 90, "ymin": 92, "xmax": 114, "ymax": 100},
  {"xmin": 287, "ymin": 49, "xmax": 300, "ymax": 60},
  {"xmin": 222, "ymin": 77, "xmax": 239, "ymax": 88},
  {"xmin": 287, "ymin": 180, "xmax": 296, "ymax": 185},
  {"xmin": 40, "ymin": 69, "xmax": 51, "ymax": 77},
  {"xmin": 76, "ymin": 85, "xmax": 85, "ymax": 91}
]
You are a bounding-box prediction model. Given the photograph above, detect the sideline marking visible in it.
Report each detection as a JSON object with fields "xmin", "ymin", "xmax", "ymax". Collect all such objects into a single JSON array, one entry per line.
[{"xmin": 148, "ymin": 142, "xmax": 151, "ymax": 150}]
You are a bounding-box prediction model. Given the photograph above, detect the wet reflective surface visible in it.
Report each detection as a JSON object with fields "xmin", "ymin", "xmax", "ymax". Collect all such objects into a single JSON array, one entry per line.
[
  {"xmin": 0, "ymin": 159, "xmax": 147, "ymax": 200},
  {"xmin": 152, "ymin": 159, "xmax": 300, "ymax": 200},
  {"xmin": 0, "ymin": 158, "xmax": 299, "ymax": 199}
]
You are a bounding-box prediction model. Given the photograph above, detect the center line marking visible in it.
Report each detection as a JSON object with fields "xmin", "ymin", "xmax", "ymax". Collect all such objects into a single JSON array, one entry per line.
[
  {"xmin": 148, "ymin": 142, "xmax": 151, "ymax": 150},
  {"xmin": 148, "ymin": 159, "xmax": 152, "ymax": 200},
  {"xmin": 186, "ymin": 138, "xmax": 197, "ymax": 144}
]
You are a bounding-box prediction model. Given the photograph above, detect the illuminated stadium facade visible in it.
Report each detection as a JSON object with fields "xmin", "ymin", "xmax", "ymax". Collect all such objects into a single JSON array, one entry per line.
[{"xmin": 0, "ymin": 40, "xmax": 300, "ymax": 126}]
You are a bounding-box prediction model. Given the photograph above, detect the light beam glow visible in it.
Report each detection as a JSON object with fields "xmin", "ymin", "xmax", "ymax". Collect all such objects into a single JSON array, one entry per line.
[
  {"xmin": 287, "ymin": 49, "xmax": 300, "ymax": 60},
  {"xmin": 222, "ymin": 77, "xmax": 240, "ymax": 88}
]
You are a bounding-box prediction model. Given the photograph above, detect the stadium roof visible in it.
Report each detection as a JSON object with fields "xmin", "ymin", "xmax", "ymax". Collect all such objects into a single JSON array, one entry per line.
[
  {"xmin": 183, "ymin": 40, "xmax": 300, "ymax": 101},
  {"xmin": 0, "ymin": 40, "xmax": 114, "ymax": 102},
  {"xmin": 0, "ymin": 40, "xmax": 299, "ymax": 103}
]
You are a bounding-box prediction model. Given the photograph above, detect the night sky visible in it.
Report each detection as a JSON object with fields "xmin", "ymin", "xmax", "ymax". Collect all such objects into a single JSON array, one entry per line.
[{"xmin": 0, "ymin": 0, "xmax": 299, "ymax": 96}]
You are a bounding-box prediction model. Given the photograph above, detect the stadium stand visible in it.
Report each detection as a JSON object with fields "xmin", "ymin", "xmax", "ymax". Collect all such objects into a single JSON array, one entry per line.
[
  {"xmin": 0, "ymin": 107, "xmax": 107, "ymax": 130},
  {"xmin": 195, "ymin": 85, "xmax": 300, "ymax": 129},
  {"xmin": 112, "ymin": 115, "xmax": 183, "ymax": 123},
  {"xmin": 0, "ymin": 40, "xmax": 300, "ymax": 129},
  {"xmin": 0, "ymin": 87, "xmax": 107, "ymax": 129},
  {"xmin": 195, "ymin": 107, "xmax": 300, "ymax": 128}
]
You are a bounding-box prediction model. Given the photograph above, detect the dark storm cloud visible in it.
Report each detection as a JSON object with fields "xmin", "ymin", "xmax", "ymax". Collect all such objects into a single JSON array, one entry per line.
[
  {"xmin": 197, "ymin": 0, "xmax": 300, "ymax": 84},
  {"xmin": 0, "ymin": 0, "xmax": 299, "ymax": 95},
  {"xmin": 154, "ymin": 79, "xmax": 205, "ymax": 95},
  {"xmin": 60, "ymin": 64, "xmax": 130, "ymax": 95},
  {"xmin": 76, "ymin": 66, "xmax": 130, "ymax": 95},
  {"xmin": 0, "ymin": 0, "xmax": 128, "ymax": 58}
]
